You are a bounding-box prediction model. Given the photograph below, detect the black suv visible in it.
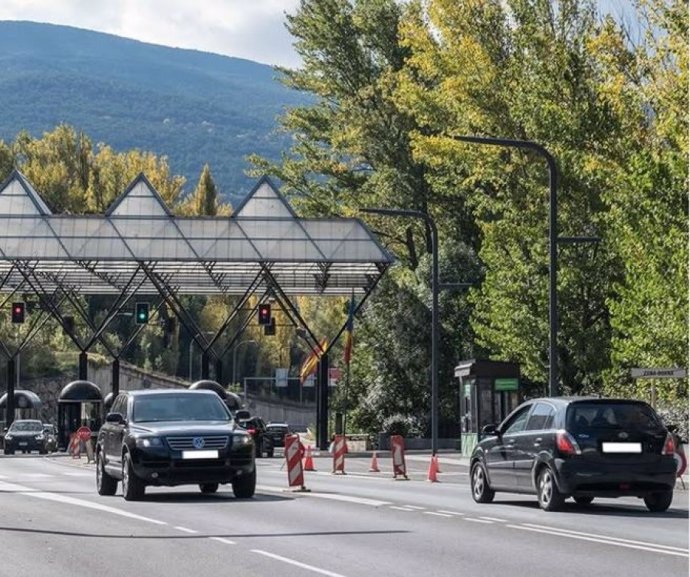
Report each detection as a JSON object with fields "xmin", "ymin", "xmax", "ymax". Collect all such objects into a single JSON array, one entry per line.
[
  {"xmin": 96, "ymin": 389, "xmax": 256, "ymax": 501},
  {"xmin": 237, "ymin": 416, "xmax": 274, "ymax": 458},
  {"xmin": 470, "ymin": 397, "xmax": 677, "ymax": 512}
]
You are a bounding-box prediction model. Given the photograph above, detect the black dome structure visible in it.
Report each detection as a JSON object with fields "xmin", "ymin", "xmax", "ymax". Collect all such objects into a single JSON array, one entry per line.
[
  {"xmin": 0, "ymin": 390, "xmax": 42, "ymax": 409},
  {"xmin": 59, "ymin": 381, "xmax": 103, "ymax": 402}
]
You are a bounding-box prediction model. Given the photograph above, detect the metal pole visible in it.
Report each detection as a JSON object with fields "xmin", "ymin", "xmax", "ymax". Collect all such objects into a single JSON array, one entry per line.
[
  {"xmin": 188, "ymin": 340, "xmax": 193, "ymax": 382},
  {"xmin": 243, "ymin": 377, "xmax": 248, "ymax": 405},
  {"xmin": 232, "ymin": 340, "xmax": 256, "ymax": 386},
  {"xmin": 317, "ymin": 352, "xmax": 329, "ymax": 450},
  {"xmin": 6, "ymin": 358, "xmax": 15, "ymax": 427},
  {"xmin": 452, "ymin": 136, "xmax": 559, "ymax": 396},
  {"xmin": 112, "ymin": 358, "xmax": 120, "ymax": 397},
  {"xmin": 16, "ymin": 351, "xmax": 20, "ymax": 388}
]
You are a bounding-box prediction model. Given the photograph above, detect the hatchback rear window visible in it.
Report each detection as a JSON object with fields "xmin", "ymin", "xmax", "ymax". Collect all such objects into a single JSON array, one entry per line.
[{"xmin": 567, "ymin": 402, "xmax": 661, "ymax": 431}]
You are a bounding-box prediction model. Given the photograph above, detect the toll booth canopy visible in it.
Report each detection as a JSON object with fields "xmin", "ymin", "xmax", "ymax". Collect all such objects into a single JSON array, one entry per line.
[{"xmin": 455, "ymin": 359, "xmax": 521, "ymax": 456}]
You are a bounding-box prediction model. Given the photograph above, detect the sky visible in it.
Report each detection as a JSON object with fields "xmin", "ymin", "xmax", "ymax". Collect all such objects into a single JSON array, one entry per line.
[{"xmin": 0, "ymin": 0, "xmax": 303, "ymax": 67}]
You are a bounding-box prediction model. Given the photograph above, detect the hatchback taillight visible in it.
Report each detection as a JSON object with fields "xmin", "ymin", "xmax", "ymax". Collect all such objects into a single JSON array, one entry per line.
[
  {"xmin": 556, "ymin": 430, "xmax": 581, "ymax": 456},
  {"xmin": 247, "ymin": 428, "xmax": 256, "ymax": 435},
  {"xmin": 662, "ymin": 433, "xmax": 675, "ymax": 455}
]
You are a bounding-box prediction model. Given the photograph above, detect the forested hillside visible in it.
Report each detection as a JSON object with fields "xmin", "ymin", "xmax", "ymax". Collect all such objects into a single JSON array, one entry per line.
[{"xmin": 0, "ymin": 21, "xmax": 305, "ymax": 201}]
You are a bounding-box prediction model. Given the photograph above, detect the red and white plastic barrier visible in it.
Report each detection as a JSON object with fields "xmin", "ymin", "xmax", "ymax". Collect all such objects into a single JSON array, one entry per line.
[
  {"xmin": 390, "ymin": 435, "xmax": 408, "ymax": 480},
  {"xmin": 284, "ymin": 434, "xmax": 306, "ymax": 490},
  {"xmin": 332, "ymin": 434, "xmax": 347, "ymax": 474}
]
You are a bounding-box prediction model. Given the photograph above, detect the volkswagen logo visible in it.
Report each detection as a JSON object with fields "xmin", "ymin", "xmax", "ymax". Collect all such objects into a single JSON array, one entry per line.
[
  {"xmin": 192, "ymin": 437, "xmax": 205, "ymax": 449},
  {"xmin": 618, "ymin": 432, "xmax": 629, "ymax": 440}
]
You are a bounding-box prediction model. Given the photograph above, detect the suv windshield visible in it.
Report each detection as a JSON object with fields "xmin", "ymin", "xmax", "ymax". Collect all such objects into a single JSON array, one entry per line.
[
  {"xmin": 132, "ymin": 394, "xmax": 230, "ymax": 423},
  {"xmin": 567, "ymin": 402, "xmax": 661, "ymax": 431},
  {"xmin": 9, "ymin": 421, "xmax": 42, "ymax": 432}
]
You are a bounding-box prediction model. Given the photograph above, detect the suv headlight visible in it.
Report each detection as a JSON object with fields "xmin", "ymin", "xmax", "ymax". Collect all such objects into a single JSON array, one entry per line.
[
  {"xmin": 236, "ymin": 434, "xmax": 252, "ymax": 445},
  {"xmin": 4, "ymin": 434, "xmax": 12, "ymax": 441},
  {"xmin": 35, "ymin": 434, "xmax": 44, "ymax": 440},
  {"xmin": 135, "ymin": 437, "xmax": 163, "ymax": 448}
]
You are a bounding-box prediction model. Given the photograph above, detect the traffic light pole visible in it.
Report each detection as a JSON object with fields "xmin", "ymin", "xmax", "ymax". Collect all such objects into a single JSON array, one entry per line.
[{"xmin": 5, "ymin": 357, "xmax": 15, "ymax": 427}]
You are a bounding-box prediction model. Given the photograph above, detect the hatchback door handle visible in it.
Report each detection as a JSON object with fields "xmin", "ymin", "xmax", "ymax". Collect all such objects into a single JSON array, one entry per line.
[{"xmin": 533, "ymin": 437, "xmax": 542, "ymax": 447}]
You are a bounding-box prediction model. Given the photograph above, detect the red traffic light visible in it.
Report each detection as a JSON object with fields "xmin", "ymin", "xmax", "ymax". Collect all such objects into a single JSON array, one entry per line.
[
  {"xmin": 258, "ymin": 303, "xmax": 271, "ymax": 326},
  {"xmin": 11, "ymin": 302, "xmax": 25, "ymax": 323}
]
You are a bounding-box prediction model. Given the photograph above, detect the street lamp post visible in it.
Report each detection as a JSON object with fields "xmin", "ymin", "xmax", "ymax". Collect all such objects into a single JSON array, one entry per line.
[
  {"xmin": 361, "ymin": 208, "xmax": 440, "ymax": 455},
  {"xmin": 451, "ymin": 136, "xmax": 560, "ymax": 397},
  {"xmin": 233, "ymin": 339, "xmax": 257, "ymax": 399}
]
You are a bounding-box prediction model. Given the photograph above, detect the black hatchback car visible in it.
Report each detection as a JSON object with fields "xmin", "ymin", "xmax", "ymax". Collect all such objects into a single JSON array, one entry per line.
[
  {"xmin": 96, "ymin": 389, "xmax": 256, "ymax": 501},
  {"xmin": 3, "ymin": 419, "xmax": 48, "ymax": 455},
  {"xmin": 470, "ymin": 397, "xmax": 677, "ymax": 512}
]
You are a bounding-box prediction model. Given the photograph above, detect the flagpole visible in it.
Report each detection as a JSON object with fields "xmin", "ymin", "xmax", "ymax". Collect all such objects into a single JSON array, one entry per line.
[{"xmin": 343, "ymin": 359, "xmax": 350, "ymax": 436}]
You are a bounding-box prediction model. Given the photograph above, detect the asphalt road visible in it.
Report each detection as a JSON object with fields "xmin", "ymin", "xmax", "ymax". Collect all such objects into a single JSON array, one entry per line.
[{"xmin": 0, "ymin": 452, "xmax": 687, "ymax": 577}]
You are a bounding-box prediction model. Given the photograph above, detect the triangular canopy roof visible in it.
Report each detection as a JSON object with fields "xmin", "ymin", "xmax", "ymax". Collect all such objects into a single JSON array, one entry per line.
[{"xmin": 0, "ymin": 173, "xmax": 393, "ymax": 296}]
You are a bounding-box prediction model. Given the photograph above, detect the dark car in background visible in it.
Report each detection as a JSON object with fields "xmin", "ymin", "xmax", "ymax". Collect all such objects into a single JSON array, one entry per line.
[
  {"xmin": 470, "ymin": 398, "xmax": 677, "ymax": 512},
  {"xmin": 265, "ymin": 423, "xmax": 291, "ymax": 448},
  {"xmin": 3, "ymin": 420, "xmax": 48, "ymax": 455},
  {"xmin": 96, "ymin": 389, "xmax": 256, "ymax": 501},
  {"xmin": 237, "ymin": 416, "xmax": 274, "ymax": 458}
]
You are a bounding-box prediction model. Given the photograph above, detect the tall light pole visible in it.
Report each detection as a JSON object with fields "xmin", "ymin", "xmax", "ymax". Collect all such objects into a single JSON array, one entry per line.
[
  {"xmin": 188, "ymin": 331, "xmax": 215, "ymax": 382},
  {"xmin": 361, "ymin": 207, "xmax": 440, "ymax": 455},
  {"xmin": 233, "ymin": 339, "xmax": 257, "ymax": 398},
  {"xmin": 451, "ymin": 136, "xmax": 560, "ymax": 397}
]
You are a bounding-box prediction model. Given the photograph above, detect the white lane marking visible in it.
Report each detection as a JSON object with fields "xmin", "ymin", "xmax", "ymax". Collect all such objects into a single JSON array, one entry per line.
[
  {"xmin": 20, "ymin": 473, "xmax": 53, "ymax": 478},
  {"xmin": 305, "ymin": 492, "xmax": 391, "ymax": 507},
  {"xmin": 403, "ymin": 505, "xmax": 426, "ymax": 510},
  {"xmin": 438, "ymin": 510, "xmax": 465, "ymax": 516},
  {"xmin": 310, "ymin": 471, "xmax": 391, "ymax": 481},
  {"xmin": 25, "ymin": 491, "xmax": 169, "ymax": 526},
  {"xmin": 0, "ymin": 481, "xmax": 168, "ymax": 527},
  {"xmin": 389, "ymin": 506, "xmax": 415, "ymax": 512},
  {"xmin": 209, "ymin": 537, "xmax": 236, "ymax": 545},
  {"xmin": 424, "ymin": 512, "xmax": 453, "ymax": 518},
  {"xmin": 464, "ymin": 518, "xmax": 493, "ymax": 524},
  {"xmin": 252, "ymin": 549, "xmax": 346, "ymax": 577},
  {"xmin": 508, "ymin": 525, "xmax": 688, "ymax": 557},
  {"xmin": 479, "ymin": 516, "xmax": 507, "ymax": 523},
  {"xmin": 62, "ymin": 472, "xmax": 92, "ymax": 477},
  {"xmin": 522, "ymin": 523, "xmax": 689, "ymax": 553},
  {"xmin": 174, "ymin": 526, "xmax": 199, "ymax": 534},
  {"xmin": 0, "ymin": 475, "xmax": 7, "ymax": 479}
]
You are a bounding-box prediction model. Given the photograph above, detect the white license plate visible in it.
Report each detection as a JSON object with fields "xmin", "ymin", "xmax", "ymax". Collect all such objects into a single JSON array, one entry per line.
[
  {"xmin": 601, "ymin": 442, "xmax": 642, "ymax": 454},
  {"xmin": 182, "ymin": 450, "xmax": 219, "ymax": 460}
]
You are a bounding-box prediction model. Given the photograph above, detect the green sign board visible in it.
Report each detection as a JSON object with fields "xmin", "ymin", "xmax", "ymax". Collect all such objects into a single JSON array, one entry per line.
[{"xmin": 495, "ymin": 378, "xmax": 519, "ymax": 391}]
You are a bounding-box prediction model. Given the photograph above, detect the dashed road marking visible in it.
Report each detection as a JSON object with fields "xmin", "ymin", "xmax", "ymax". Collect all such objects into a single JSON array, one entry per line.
[
  {"xmin": 437, "ymin": 510, "xmax": 465, "ymax": 516},
  {"xmin": 209, "ymin": 537, "xmax": 236, "ymax": 545},
  {"xmin": 389, "ymin": 506, "xmax": 416, "ymax": 512},
  {"xmin": 252, "ymin": 549, "xmax": 346, "ymax": 577},
  {"xmin": 403, "ymin": 505, "xmax": 426, "ymax": 510},
  {"xmin": 479, "ymin": 516, "xmax": 507, "ymax": 523},
  {"xmin": 174, "ymin": 526, "xmax": 199, "ymax": 534},
  {"xmin": 424, "ymin": 512, "xmax": 453, "ymax": 518},
  {"xmin": 464, "ymin": 518, "xmax": 493, "ymax": 524},
  {"xmin": 306, "ymin": 492, "xmax": 391, "ymax": 507}
]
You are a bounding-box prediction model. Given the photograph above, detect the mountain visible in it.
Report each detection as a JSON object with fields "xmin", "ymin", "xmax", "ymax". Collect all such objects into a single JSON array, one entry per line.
[{"xmin": 0, "ymin": 21, "xmax": 304, "ymax": 202}]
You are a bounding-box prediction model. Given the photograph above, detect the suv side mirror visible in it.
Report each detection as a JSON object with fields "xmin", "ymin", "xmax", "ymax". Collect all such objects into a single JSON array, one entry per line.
[
  {"xmin": 105, "ymin": 412, "xmax": 125, "ymax": 425},
  {"xmin": 235, "ymin": 410, "xmax": 251, "ymax": 421},
  {"xmin": 481, "ymin": 424, "xmax": 499, "ymax": 436}
]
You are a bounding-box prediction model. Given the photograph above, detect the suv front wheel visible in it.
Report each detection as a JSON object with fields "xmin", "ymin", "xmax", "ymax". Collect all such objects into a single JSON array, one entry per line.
[
  {"xmin": 232, "ymin": 469, "xmax": 256, "ymax": 499},
  {"xmin": 122, "ymin": 453, "xmax": 146, "ymax": 501}
]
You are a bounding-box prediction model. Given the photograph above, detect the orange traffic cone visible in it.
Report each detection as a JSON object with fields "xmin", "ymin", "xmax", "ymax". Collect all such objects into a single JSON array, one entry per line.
[
  {"xmin": 427, "ymin": 455, "xmax": 439, "ymax": 482},
  {"xmin": 303, "ymin": 445, "xmax": 316, "ymax": 471},
  {"xmin": 434, "ymin": 455, "xmax": 442, "ymax": 473},
  {"xmin": 369, "ymin": 451, "xmax": 380, "ymax": 473}
]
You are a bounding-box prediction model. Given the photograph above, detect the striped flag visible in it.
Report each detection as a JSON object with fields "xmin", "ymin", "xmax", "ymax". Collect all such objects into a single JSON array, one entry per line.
[
  {"xmin": 299, "ymin": 338, "xmax": 328, "ymax": 383},
  {"xmin": 343, "ymin": 292, "xmax": 355, "ymax": 365}
]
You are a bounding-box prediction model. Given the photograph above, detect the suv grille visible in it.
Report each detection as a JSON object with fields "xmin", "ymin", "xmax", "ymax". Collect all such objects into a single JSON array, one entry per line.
[{"xmin": 166, "ymin": 435, "xmax": 229, "ymax": 450}]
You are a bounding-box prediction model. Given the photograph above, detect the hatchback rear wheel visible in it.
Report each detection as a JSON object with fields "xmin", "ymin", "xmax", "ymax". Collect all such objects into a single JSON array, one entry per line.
[
  {"xmin": 643, "ymin": 490, "xmax": 673, "ymax": 512},
  {"xmin": 537, "ymin": 467, "xmax": 564, "ymax": 511},
  {"xmin": 471, "ymin": 462, "xmax": 495, "ymax": 503}
]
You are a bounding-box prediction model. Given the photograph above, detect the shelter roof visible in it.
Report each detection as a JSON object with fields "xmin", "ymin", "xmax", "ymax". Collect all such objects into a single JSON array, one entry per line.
[{"xmin": 0, "ymin": 172, "xmax": 392, "ymax": 295}]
